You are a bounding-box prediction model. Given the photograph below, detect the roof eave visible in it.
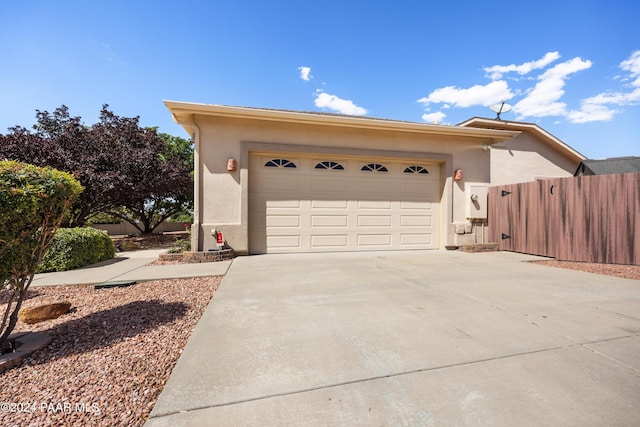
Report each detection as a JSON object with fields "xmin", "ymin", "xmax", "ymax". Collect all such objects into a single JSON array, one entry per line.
[
  {"xmin": 458, "ymin": 117, "xmax": 587, "ymax": 162},
  {"xmin": 165, "ymin": 101, "xmax": 520, "ymax": 143}
]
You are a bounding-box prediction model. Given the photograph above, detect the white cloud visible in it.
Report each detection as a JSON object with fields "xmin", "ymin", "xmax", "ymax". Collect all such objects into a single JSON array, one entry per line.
[
  {"xmin": 421, "ymin": 111, "xmax": 446, "ymax": 124},
  {"xmin": 582, "ymin": 87, "xmax": 640, "ymax": 106},
  {"xmin": 565, "ymin": 50, "xmax": 640, "ymax": 123},
  {"xmin": 513, "ymin": 57, "xmax": 592, "ymax": 119},
  {"xmin": 620, "ymin": 50, "xmax": 640, "ymax": 87},
  {"xmin": 417, "ymin": 51, "xmax": 640, "ymax": 125},
  {"xmin": 417, "ymin": 80, "xmax": 513, "ymax": 108},
  {"xmin": 298, "ymin": 66, "xmax": 312, "ymax": 81},
  {"xmin": 566, "ymin": 102, "xmax": 617, "ymax": 123},
  {"xmin": 314, "ymin": 91, "xmax": 367, "ymax": 115},
  {"xmin": 484, "ymin": 52, "xmax": 561, "ymax": 80}
]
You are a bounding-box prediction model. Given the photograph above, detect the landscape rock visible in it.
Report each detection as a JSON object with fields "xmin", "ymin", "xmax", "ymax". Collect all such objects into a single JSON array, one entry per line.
[
  {"xmin": 19, "ymin": 302, "xmax": 72, "ymax": 324},
  {"xmin": 118, "ymin": 240, "xmax": 141, "ymax": 251}
]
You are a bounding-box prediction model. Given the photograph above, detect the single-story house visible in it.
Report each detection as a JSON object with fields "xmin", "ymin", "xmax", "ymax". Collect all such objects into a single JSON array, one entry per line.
[
  {"xmin": 458, "ymin": 117, "xmax": 586, "ymax": 185},
  {"xmin": 574, "ymin": 156, "xmax": 640, "ymax": 176},
  {"xmin": 164, "ymin": 101, "xmax": 586, "ymax": 254}
]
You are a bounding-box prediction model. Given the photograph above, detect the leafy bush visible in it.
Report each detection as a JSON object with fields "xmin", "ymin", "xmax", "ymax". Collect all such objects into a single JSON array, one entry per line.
[
  {"xmin": 38, "ymin": 227, "xmax": 115, "ymax": 272},
  {"xmin": 1, "ymin": 160, "xmax": 83, "ymax": 347}
]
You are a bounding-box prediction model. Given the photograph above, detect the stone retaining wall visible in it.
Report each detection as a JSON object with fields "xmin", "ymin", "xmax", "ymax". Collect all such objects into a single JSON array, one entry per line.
[
  {"xmin": 458, "ymin": 243, "xmax": 499, "ymax": 253},
  {"xmin": 159, "ymin": 249, "xmax": 235, "ymax": 263}
]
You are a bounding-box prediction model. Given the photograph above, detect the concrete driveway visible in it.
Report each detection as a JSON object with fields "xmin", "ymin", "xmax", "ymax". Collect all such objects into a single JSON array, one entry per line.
[{"xmin": 147, "ymin": 250, "xmax": 640, "ymax": 426}]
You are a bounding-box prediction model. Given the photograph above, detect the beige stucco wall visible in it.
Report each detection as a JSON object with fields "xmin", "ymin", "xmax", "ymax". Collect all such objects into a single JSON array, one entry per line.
[
  {"xmin": 192, "ymin": 115, "xmax": 497, "ymax": 253},
  {"xmin": 490, "ymin": 131, "xmax": 579, "ymax": 185}
]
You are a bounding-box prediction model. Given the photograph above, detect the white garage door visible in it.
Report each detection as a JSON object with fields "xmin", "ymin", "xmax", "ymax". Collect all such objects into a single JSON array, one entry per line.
[{"xmin": 249, "ymin": 155, "xmax": 440, "ymax": 254}]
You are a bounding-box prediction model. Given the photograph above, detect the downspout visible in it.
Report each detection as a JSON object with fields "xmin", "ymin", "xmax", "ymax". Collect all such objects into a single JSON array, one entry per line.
[{"xmin": 171, "ymin": 113, "xmax": 202, "ymax": 252}]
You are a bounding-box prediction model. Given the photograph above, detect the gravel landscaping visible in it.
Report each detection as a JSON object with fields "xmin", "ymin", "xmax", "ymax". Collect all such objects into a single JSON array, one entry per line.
[
  {"xmin": 530, "ymin": 260, "xmax": 640, "ymax": 280},
  {"xmin": 0, "ymin": 276, "xmax": 221, "ymax": 426}
]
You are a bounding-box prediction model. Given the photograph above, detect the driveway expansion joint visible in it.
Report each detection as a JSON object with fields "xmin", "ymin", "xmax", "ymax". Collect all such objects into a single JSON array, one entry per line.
[
  {"xmin": 582, "ymin": 333, "xmax": 640, "ymax": 374},
  {"xmin": 151, "ymin": 334, "xmax": 640, "ymax": 420},
  {"xmin": 148, "ymin": 344, "xmax": 574, "ymax": 420}
]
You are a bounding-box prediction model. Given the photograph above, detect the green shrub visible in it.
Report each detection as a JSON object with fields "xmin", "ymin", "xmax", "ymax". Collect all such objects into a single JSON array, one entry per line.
[
  {"xmin": 1, "ymin": 160, "xmax": 83, "ymax": 346},
  {"xmin": 38, "ymin": 227, "xmax": 115, "ymax": 272}
]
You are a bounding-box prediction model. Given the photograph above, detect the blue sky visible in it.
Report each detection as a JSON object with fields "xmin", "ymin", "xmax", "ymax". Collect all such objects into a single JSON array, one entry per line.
[{"xmin": 1, "ymin": 1, "xmax": 638, "ymax": 159}]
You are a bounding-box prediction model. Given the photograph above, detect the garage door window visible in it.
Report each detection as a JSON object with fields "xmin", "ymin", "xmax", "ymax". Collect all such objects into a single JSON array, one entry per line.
[
  {"xmin": 404, "ymin": 165, "xmax": 429, "ymax": 174},
  {"xmin": 314, "ymin": 161, "xmax": 345, "ymax": 170},
  {"xmin": 361, "ymin": 163, "xmax": 388, "ymax": 172},
  {"xmin": 264, "ymin": 159, "xmax": 297, "ymax": 168}
]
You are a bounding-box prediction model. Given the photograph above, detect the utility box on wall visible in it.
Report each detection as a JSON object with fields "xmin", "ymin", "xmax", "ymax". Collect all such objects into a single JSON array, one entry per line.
[{"xmin": 466, "ymin": 183, "xmax": 489, "ymax": 219}]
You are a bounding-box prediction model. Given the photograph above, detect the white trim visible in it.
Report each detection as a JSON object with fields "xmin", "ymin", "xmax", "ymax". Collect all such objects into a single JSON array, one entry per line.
[{"xmin": 165, "ymin": 100, "xmax": 520, "ymax": 142}]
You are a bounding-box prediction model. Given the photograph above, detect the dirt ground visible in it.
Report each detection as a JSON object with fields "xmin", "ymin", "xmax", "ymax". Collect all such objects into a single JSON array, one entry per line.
[{"xmin": 111, "ymin": 233, "xmax": 188, "ymax": 251}]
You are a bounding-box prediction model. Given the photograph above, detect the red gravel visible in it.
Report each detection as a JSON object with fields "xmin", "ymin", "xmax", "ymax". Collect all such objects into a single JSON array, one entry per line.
[
  {"xmin": 0, "ymin": 276, "xmax": 221, "ymax": 426},
  {"xmin": 529, "ymin": 260, "xmax": 640, "ymax": 280}
]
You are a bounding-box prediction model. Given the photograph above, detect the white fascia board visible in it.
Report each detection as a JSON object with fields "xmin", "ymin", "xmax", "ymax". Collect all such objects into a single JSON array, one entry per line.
[{"xmin": 164, "ymin": 100, "xmax": 520, "ymax": 143}]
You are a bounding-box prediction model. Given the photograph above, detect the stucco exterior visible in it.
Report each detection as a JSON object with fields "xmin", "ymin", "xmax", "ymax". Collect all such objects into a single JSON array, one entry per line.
[
  {"xmin": 165, "ymin": 102, "xmax": 583, "ymax": 254},
  {"xmin": 458, "ymin": 118, "xmax": 586, "ymax": 185}
]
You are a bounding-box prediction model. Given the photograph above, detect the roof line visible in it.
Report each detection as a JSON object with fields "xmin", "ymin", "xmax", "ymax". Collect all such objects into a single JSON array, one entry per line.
[
  {"xmin": 164, "ymin": 101, "xmax": 520, "ymax": 142},
  {"xmin": 457, "ymin": 116, "xmax": 586, "ymax": 161}
]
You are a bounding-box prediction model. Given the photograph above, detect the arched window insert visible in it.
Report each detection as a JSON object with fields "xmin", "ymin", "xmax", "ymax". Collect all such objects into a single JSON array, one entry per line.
[
  {"xmin": 315, "ymin": 161, "xmax": 344, "ymax": 170},
  {"xmin": 264, "ymin": 159, "xmax": 297, "ymax": 168},
  {"xmin": 361, "ymin": 163, "xmax": 388, "ymax": 172},
  {"xmin": 403, "ymin": 166, "xmax": 429, "ymax": 174}
]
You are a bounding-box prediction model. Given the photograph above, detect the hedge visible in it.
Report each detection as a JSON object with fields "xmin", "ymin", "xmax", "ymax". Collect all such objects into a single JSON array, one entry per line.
[{"xmin": 38, "ymin": 227, "xmax": 115, "ymax": 272}]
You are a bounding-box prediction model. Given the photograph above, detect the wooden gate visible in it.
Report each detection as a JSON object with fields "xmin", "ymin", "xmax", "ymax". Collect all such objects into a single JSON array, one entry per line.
[{"xmin": 489, "ymin": 173, "xmax": 640, "ymax": 265}]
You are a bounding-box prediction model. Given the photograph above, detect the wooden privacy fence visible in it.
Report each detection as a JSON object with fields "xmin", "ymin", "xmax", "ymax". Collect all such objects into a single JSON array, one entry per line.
[{"xmin": 488, "ymin": 173, "xmax": 640, "ymax": 265}]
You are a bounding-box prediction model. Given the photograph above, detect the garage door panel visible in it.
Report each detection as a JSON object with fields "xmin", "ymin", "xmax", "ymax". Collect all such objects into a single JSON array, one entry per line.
[
  {"xmin": 311, "ymin": 177, "xmax": 347, "ymax": 192},
  {"xmin": 266, "ymin": 199, "xmax": 301, "ymax": 209},
  {"xmin": 266, "ymin": 215, "xmax": 300, "ymax": 227},
  {"xmin": 400, "ymin": 181, "xmax": 436, "ymax": 194},
  {"xmin": 311, "ymin": 200, "xmax": 349, "ymax": 209},
  {"xmin": 253, "ymin": 176, "xmax": 301, "ymax": 192},
  {"xmin": 358, "ymin": 200, "xmax": 392, "ymax": 209},
  {"xmin": 400, "ymin": 201, "xmax": 433, "ymax": 210},
  {"xmin": 266, "ymin": 235, "xmax": 301, "ymax": 249},
  {"xmin": 358, "ymin": 215, "xmax": 392, "ymax": 227},
  {"xmin": 311, "ymin": 215, "xmax": 348, "ymax": 227},
  {"xmin": 249, "ymin": 155, "xmax": 440, "ymax": 253},
  {"xmin": 358, "ymin": 179, "xmax": 392, "ymax": 193},
  {"xmin": 401, "ymin": 215, "xmax": 431, "ymax": 226},
  {"xmin": 357, "ymin": 234, "xmax": 392, "ymax": 246},
  {"xmin": 310, "ymin": 234, "xmax": 349, "ymax": 247},
  {"xmin": 400, "ymin": 233, "xmax": 432, "ymax": 245}
]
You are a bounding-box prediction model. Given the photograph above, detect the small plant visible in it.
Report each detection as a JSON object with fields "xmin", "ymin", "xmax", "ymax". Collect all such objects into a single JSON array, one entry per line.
[
  {"xmin": 168, "ymin": 238, "xmax": 191, "ymax": 254},
  {"xmin": 167, "ymin": 226, "xmax": 191, "ymax": 254}
]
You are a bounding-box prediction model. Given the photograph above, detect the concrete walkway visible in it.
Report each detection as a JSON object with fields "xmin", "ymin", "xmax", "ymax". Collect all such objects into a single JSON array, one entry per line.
[
  {"xmin": 31, "ymin": 249, "xmax": 232, "ymax": 286},
  {"xmin": 146, "ymin": 250, "xmax": 640, "ymax": 426}
]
